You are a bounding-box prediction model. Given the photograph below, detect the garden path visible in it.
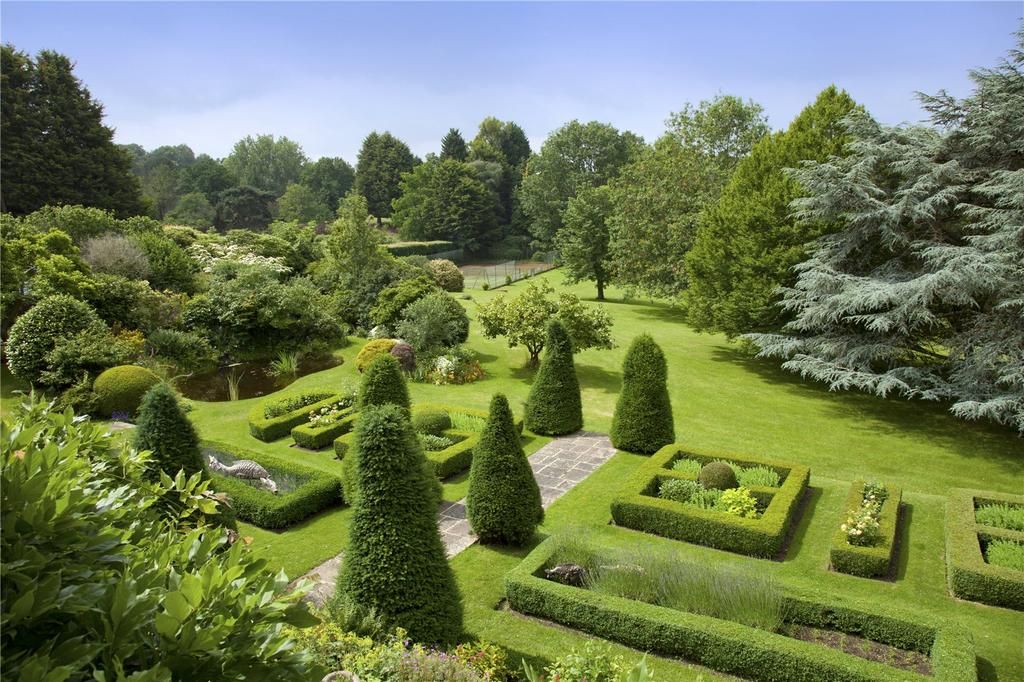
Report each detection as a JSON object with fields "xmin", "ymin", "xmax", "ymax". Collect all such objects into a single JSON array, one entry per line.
[{"xmin": 298, "ymin": 430, "xmax": 617, "ymax": 606}]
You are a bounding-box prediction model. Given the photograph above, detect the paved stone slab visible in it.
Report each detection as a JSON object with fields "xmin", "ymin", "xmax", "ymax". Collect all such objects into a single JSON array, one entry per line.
[{"xmin": 296, "ymin": 430, "xmax": 617, "ymax": 606}]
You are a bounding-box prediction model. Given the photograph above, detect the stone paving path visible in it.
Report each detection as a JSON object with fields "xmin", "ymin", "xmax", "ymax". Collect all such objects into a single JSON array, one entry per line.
[{"xmin": 299, "ymin": 430, "xmax": 617, "ymax": 606}]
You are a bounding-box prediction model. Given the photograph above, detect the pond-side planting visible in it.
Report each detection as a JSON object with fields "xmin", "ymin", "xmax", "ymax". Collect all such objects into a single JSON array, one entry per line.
[
  {"xmin": 945, "ymin": 488, "xmax": 1024, "ymax": 610},
  {"xmin": 830, "ymin": 481, "xmax": 902, "ymax": 579},
  {"xmin": 504, "ymin": 535, "xmax": 977, "ymax": 681},
  {"xmin": 611, "ymin": 445, "xmax": 809, "ymax": 557}
]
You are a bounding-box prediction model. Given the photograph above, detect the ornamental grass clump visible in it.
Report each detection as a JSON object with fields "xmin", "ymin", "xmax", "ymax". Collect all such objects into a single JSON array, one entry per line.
[
  {"xmin": 610, "ymin": 334, "xmax": 674, "ymax": 454},
  {"xmin": 525, "ymin": 320, "xmax": 582, "ymax": 435},
  {"xmin": 336, "ymin": 404, "xmax": 463, "ymax": 644},
  {"xmin": 467, "ymin": 394, "xmax": 544, "ymax": 545}
]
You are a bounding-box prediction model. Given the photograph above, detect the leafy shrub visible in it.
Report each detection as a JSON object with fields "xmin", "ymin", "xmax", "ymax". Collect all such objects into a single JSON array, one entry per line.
[
  {"xmin": 610, "ymin": 334, "xmax": 674, "ymax": 454},
  {"xmin": 356, "ymin": 338, "xmax": 397, "ymax": 372},
  {"xmin": 1, "ymin": 399, "xmax": 315, "ymax": 680},
  {"xmin": 975, "ymin": 502, "xmax": 1024, "ymax": 532},
  {"xmin": 5, "ymin": 294, "xmax": 102, "ymax": 384},
  {"xmin": 145, "ymin": 328, "xmax": 217, "ymax": 374},
  {"xmin": 719, "ymin": 487, "xmax": 759, "ymax": 518},
  {"xmin": 986, "ymin": 539, "xmax": 1024, "ymax": 572},
  {"xmin": 525, "ymin": 641, "xmax": 644, "ymax": 682},
  {"xmin": 414, "ymin": 408, "xmax": 452, "ymax": 436},
  {"xmin": 396, "ymin": 291, "xmax": 470, "ymax": 352},
  {"xmin": 699, "ymin": 461, "xmax": 738, "ymax": 490},
  {"xmin": 389, "ymin": 341, "xmax": 416, "ymax": 372},
  {"xmin": 659, "ymin": 478, "xmax": 702, "ymax": 504},
  {"xmin": 337, "ymin": 405, "xmax": 463, "ymax": 644},
  {"xmin": 427, "ymin": 258, "xmax": 464, "ymax": 292},
  {"xmin": 525, "ymin": 320, "xmax": 582, "ymax": 435},
  {"xmin": 81, "ymin": 233, "xmax": 151, "ymax": 280},
  {"xmin": 671, "ymin": 458, "xmax": 702, "ymax": 477},
  {"xmin": 134, "ymin": 382, "xmax": 206, "ymax": 479},
  {"xmin": 841, "ymin": 482, "xmax": 888, "ymax": 546},
  {"xmin": 130, "ymin": 231, "xmax": 199, "ymax": 293},
  {"xmin": 249, "ymin": 392, "xmax": 341, "ymax": 442},
  {"xmin": 467, "ymin": 394, "xmax": 544, "ymax": 545},
  {"xmin": 369, "ymin": 274, "xmax": 438, "ymax": 329},
  {"xmin": 42, "ymin": 324, "xmax": 144, "ymax": 388},
  {"xmin": 689, "ymin": 487, "xmax": 724, "ymax": 509},
  {"xmin": 93, "ymin": 364, "xmax": 161, "ymax": 417},
  {"xmin": 425, "ymin": 347, "xmax": 485, "ymax": 385}
]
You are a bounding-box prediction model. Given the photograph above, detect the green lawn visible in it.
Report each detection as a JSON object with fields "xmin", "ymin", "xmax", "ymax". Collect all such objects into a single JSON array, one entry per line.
[{"xmin": 10, "ymin": 269, "xmax": 1022, "ymax": 680}]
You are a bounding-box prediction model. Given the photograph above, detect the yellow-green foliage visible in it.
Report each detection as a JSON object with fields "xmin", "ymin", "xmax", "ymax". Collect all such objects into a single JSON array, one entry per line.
[
  {"xmin": 93, "ymin": 364, "xmax": 160, "ymax": 417},
  {"xmin": 355, "ymin": 339, "xmax": 397, "ymax": 372}
]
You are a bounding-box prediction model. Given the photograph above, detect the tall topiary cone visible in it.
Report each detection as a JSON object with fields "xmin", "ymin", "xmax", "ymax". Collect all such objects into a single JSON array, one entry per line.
[
  {"xmin": 134, "ymin": 382, "xmax": 205, "ymax": 478},
  {"xmin": 525, "ymin": 320, "xmax": 582, "ymax": 435},
  {"xmin": 337, "ymin": 404, "xmax": 463, "ymax": 644},
  {"xmin": 357, "ymin": 353, "xmax": 410, "ymax": 411},
  {"xmin": 467, "ymin": 393, "xmax": 543, "ymax": 545},
  {"xmin": 610, "ymin": 334, "xmax": 675, "ymax": 454}
]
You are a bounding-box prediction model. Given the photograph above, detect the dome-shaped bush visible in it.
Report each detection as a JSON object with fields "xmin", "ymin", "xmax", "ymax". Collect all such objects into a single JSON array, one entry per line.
[
  {"xmin": 356, "ymin": 339, "xmax": 397, "ymax": 372},
  {"xmin": 6, "ymin": 295, "xmax": 102, "ymax": 384},
  {"xmin": 93, "ymin": 365, "xmax": 161, "ymax": 417},
  {"xmin": 414, "ymin": 408, "xmax": 451, "ymax": 436},
  {"xmin": 427, "ymin": 259, "xmax": 464, "ymax": 292},
  {"xmin": 389, "ymin": 341, "xmax": 416, "ymax": 372},
  {"xmin": 698, "ymin": 461, "xmax": 738, "ymax": 491}
]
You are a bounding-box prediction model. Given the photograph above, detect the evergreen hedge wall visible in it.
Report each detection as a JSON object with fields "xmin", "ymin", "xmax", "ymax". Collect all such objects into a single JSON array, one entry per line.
[
  {"xmin": 829, "ymin": 481, "xmax": 903, "ymax": 578},
  {"xmin": 248, "ymin": 392, "xmax": 341, "ymax": 442},
  {"xmin": 945, "ymin": 488, "xmax": 1024, "ymax": 610},
  {"xmin": 386, "ymin": 240, "xmax": 459, "ymax": 257},
  {"xmin": 291, "ymin": 410, "xmax": 357, "ymax": 450},
  {"xmin": 610, "ymin": 444, "xmax": 808, "ymax": 558}
]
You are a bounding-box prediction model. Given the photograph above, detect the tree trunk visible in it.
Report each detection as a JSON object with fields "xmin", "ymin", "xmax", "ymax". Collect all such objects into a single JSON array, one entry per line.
[{"xmin": 596, "ymin": 277, "xmax": 605, "ymax": 301}]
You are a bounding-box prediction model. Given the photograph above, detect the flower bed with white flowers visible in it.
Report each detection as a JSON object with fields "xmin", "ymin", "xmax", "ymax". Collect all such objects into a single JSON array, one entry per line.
[{"xmin": 830, "ymin": 481, "xmax": 902, "ymax": 578}]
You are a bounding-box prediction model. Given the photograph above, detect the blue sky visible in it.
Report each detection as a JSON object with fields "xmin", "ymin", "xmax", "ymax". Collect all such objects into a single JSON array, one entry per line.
[{"xmin": 2, "ymin": 2, "xmax": 1019, "ymax": 161}]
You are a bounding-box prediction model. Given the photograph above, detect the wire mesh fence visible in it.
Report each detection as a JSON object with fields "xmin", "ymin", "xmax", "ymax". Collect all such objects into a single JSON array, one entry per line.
[{"xmin": 460, "ymin": 258, "xmax": 557, "ymax": 290}]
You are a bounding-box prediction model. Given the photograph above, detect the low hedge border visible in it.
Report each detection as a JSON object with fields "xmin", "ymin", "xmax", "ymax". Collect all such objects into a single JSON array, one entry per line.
[
  {"xmin": 247, "ymin": 392, "xmax": 342, "ymax": 442},
  {"xmin": 504, "ymin": 537, "xmax": 976, "ymax": 682},
  {"xmin": 386, "ymin": 240, "xmax": 458, "ymax": 257},
  {"xmin": 202, "ymin": 440, "xmax": 343, "ymax": 529},
  {"xmin": 830, "ymin": 481, "xmax": 903, "ymax": 578},
  {"xmin": 945, "ymin": 488, "xmax": 1024, "ymax": 610},
  {"xmin": 291, "ymin": 410, "xmax": 358, "ymax": 450},
  {"xmin": 610, "ymin": 444, "xmax": 809, "ymax": 558}
]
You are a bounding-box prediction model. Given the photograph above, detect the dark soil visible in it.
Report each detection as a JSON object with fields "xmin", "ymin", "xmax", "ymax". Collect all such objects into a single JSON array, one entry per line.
[{"xmin": 784, "ymin": 623, "xmax": 932, "ymax": 675}]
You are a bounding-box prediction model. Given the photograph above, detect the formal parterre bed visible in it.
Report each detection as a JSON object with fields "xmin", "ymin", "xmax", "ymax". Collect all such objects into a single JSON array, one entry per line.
[
  {"xmin": 945, "ymin": 488, "xmax": 1024, "ymax": 610},
  {"xmin": 830, "ymin": 480, "xmax": 903, "ymax": 579}
]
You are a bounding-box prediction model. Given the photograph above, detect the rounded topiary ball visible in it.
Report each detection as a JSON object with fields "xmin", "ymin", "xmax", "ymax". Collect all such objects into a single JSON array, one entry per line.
[
  {"xmin": 93, "ymin": 365, "xmax": 161, "ymax": 417},
  {"xmin": 414, "ymin": 408, "xmax": 451, "ymax": 436},
  {"xmin": 356, "ymin": 339, "xmax": 397, "ymax": 372},
  {"xmin": 698, "ymin": 461, "xmax": 738, "ymax": 491}
]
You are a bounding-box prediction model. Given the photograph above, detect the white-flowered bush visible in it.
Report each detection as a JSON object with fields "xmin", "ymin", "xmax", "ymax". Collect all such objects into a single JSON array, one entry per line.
[{"xmin": 188, "ymin": 242, "xmax": 291, "ymax": 274}]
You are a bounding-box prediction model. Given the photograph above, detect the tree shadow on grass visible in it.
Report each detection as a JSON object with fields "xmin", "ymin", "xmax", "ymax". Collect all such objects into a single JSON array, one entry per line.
[
  {"xmin": 576, "ymin": 363, "xmax": 622, "ymax": 395},
  {"xmin": 708, "ymin": 346, "xmax": 1023, "ymax": 473},
  {"xmin": 781, "ymin": 486, "xmax": 822, "ymax": 563},
  {"xmin": 977, "ymin": 657, "xmax": 998, "ymax": 682},
  {"xmin": 893, "ymin": 503, "xmax": 913, "ymax": 582},
  {"xmin": 589, "ymin": 296, "xmax": 690, "ymax": 325}
]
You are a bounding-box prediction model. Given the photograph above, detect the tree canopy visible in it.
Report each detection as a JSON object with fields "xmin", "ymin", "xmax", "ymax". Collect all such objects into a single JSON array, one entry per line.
[
  {"xmin": 355, "ymin": 131, "xmax": 418, "ymax": 223},
  {"xmin": 223, "ymin": 134, "xmax": 307, "ymax": 197},
  {"xmin": 556, "ymin": 184, "xmax": 613, "ymax": 300},
  {"xmin": 440, "ymin": 128, "xmax": 468, "ymax": 161},
  {"xmin": 301, "ymin": 156, "xmax": 355, "ymax": 212}
]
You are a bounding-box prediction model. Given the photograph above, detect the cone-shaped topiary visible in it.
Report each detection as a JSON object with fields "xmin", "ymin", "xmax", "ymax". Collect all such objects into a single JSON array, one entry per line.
[
  {"xmin": 699, "ymin": 461, "xmax": 738, "ymax": 490},
  {"xmin": 610, "ymin": 334, "xmax": 675, "ymax": 454},
  {"xmin": 524, "ymin": 320, "xmax": 582, "ymax": 435},
  {"xmin": 337, "ymin": 404, "xmax": 463, "ymax": 644},
  {"xmin": 357, "ymin": 354, "xmax": 410, "ymax": 411},
  {"xmin": 134, "ymin": 382, "xmax": 205, "ymax": 479},
  {"xmin": 467, "ymin": 394, "xmax": 544, "ymax": 545}
]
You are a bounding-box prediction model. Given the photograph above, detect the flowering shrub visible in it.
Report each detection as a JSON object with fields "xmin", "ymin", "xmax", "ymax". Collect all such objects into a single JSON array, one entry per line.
[
  {"xmin": 522, "ymin": 641, "xmax": 654, "ymax": 682},
  {"xmin": 719, "ymin": 486, "xmax": 759, "ymax": 518},
  {"xmin": 187, "ymin": 242, "xmax": 290, "ymax": 274},
  {"xmin": 428, "ymin": 349, "xmax": 485, "ymax": 385},
  {"xmin": 308, "ymin": 390, "xmax": 357, "ymax": 428},
  {"xmin": 841, "ymin": 482, "xmax": 888, "ymax": 546}
]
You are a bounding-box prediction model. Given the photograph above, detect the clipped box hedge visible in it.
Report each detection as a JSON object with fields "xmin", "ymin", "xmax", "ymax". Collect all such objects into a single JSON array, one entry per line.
[
  {"xmin": 610, "ymin": 444, "xmax": 809, "ymax": 558},
  {"xmin": 202, "ymin": 441, "xmax": 343, "ymax": 529},
  {"xmin": 291, "ymin": 410, "xmax": 357, "ymax": 450},
  {"xmin": 504, "ymin": 538, "xmax": 976, "ymax": 682},
  {"xmin": 946, "ymin": 488, "xmax": 1024, "ymax": 610},
  {"xmin": 386, "ymin": 240, "xmax": 458, "ymax": 257},
  {"xmin": 830, "ymin": 481, "xmax": 903, "ymax": 578},
  {"xmin": 248, "ymin": 392, "xmax": 341, "ymax": 442}
]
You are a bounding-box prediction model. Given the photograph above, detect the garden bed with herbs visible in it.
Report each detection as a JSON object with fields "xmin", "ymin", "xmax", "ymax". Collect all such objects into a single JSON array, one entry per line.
[
  {"xmin": 945, "ymin": 488, "xmax": 1024, "ymax": 610},
  {"xmin": 504, "ymin": 535, "xmax": 977, "ymax": 682},
  {"xmin": 610, "ymin": 445, "xmax": 809, "ymax": 558}
]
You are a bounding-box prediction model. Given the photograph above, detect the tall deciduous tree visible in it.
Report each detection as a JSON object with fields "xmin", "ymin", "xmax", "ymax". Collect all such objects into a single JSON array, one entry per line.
[
  {"xmin": 686, "ymin": 86, "xmax": 860, "ymax": 337},
  {"xmin": 355, "ymin": 131, "xmax": 418, "ymax": 224},
  {"xmin": 0, "ymin": 46, "xmax": 144, "ymax": 216},
  {"xmin": 301, "ymin": 156, "xmax": 355, "ymax": 212},
  {"xmin": 215, "ymin": 186, "xmax": 275, "ymax": 231},
  {"xmin": 557, "ymin": 184, "xmax": 613, "ymax": 300},
  {"xmin": 276, "ymin": 183, "xmax": 331, "ymax": 223},
  {"xmin": 440, "ymin": 128, "xmax": 468, "ymax": 161},
  {"xmin": 166, "ymin": 191, "xmax": 216, "ymax": 228},
  {"xmin": 518, "ymin": 120, "xmax": 643, "ymax": 250},
  {"xmin": 223, "ymin": 134, "xmax": 307, "ymax": 197},
  {"xmin": 750, "ymin": 42, "xmax": 1024, "ymax": 432},
  {"xmin": 608, "ymin": 95, "xmax": 769, "ymax": 299},
  {"xmin": 178, "ymin": 154, "xmax": 237, "ymax": 203}
]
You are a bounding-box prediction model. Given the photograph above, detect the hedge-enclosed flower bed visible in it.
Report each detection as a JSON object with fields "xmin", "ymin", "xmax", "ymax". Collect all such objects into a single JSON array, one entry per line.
[
  {"xmin": 504, "ymin": 537, "xmax": 977, "ymax": 682},
  {"xmin": 247, "ymin": 392, "xmax": 341, "ymax": 442},
  {"xmin": 830, "ymin": 481, "xmax": 903, "ymax": 578},
  {"xmin": 203, "ymin": 441, "xmax": 343, "ymax": 528},
  {"xmin": 291, "ymin": 410, "xmax": 358, "ymax": 450},
  {"xmin": 610, "ymin": 444, "xmax": 809, "ymax": 558},
  {"xmin": 945, "ymin": 488, "xmax": 1024, "ymax": 610}
]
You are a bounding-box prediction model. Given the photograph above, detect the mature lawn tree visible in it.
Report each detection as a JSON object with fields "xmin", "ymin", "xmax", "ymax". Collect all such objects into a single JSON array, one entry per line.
[
  {"xmin": 0, "ymin": 46, "xmax": 144, "ymax": 216},
  {"xmin": 518, "ymin": 120, "xmax": 643, "ymax": 250},
  {"xmin": 301, "ymin": 156, "xmax": 355, "ymax": 212},
  {"xmin": 440, "ymin": 128, "xmax": 469, "ymax": 161},
  {"xmin": 686, "ymin": 86, "xmax": 860, "ymax": 337},
  {"xmin": 355, "ymin": 131, "xmax": 418, "ymax": 224},
  {"xmin": 557, "ymin": 184, "xmax": 613, "ymax": 300},
  {"xmin": 224, "ymin": 134, "xmax": 307, "ymax": 197},
  {"xmin": 750, "ymin": 44, "xmax": 1023, "ymax": 433},
  {"xmin": 276, "ymin": 183, "xmax": 331, "ymax": 223},
  {"xmin": 608, "ymin": 95, "xmax": 770, "ymax": 299}
]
